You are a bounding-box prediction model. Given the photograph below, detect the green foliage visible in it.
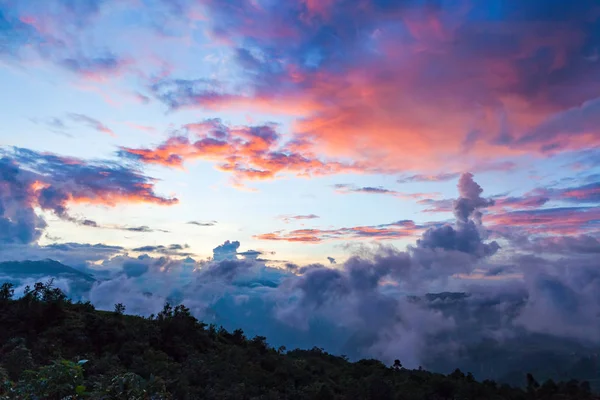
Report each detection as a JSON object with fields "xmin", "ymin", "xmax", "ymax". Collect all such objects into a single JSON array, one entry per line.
[
  {"xmin": 13, "ymin": 359, "xmax": 87, "ymax": 399},
  {"xmin": 0, "ymin": 281, "xmax": 598, "ymax": 400},
  {"xmin": 0, "ymin": 339, "xmax": 35, "ymax": 381},
  {"xmin": 90, "ymin": 372, "xmax": 170, "ymax": 399},
  {"xmin": 0, "ymin": 366, "xmax": 10, "ymax": 398}
]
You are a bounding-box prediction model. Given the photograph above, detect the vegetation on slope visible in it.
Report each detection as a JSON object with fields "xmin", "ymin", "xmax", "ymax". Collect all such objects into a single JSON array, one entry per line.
[{"xmin": 0, "ymin": 281, "xmax": 597, "ymax": 400}]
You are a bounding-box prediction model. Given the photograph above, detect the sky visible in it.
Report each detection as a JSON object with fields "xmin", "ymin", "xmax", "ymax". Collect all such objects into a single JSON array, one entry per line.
[
  {"xmin": 1, "ymin": 0, "xmax": 598, "ymax": 265},
  {"xmin": 1, "ymin": 0, "xmax": 600, "ymax": 369}
]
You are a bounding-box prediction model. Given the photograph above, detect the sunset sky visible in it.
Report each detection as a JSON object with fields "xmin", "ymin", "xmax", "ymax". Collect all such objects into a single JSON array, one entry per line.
[{"xmin": 1, "ymin": 0, "xmax": 599, "ymax": 267}]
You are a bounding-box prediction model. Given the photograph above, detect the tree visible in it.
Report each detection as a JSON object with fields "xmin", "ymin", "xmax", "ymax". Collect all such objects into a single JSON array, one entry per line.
[
  {"xmin": 539, "ymin": 379, "xmax": 558, "ymax": 397},
  {"xmin": 434, "ymin": 379, "xmax": 457, "ymax": 400},
  {"xmin": 249, "ymin": 335, "xmax": 269, "ymax": 356},
  {"xmin": 580, "ymin": 380, "xmax": 592, "ymax": 395},
  {"xmin": 0, "ymin": 366, "xmax": 10, "ymax": 396},
  {"xmin": 158, "ymin": 302, "xmax": 174, "ymax": 320},
  {"xmin": 393, "ymin": 359, "xmax": 402, "ymax": 370},
  {"xmin": 114, "ymin": 303, "xmax": 126, "ymax": 315},
  {"xmin": 94, "ymin": 372, "xmax": 170, "ymax": 399},
  {"xmin": 367, "ymin": 375, "xmax": 393, "ymax": 400},
  {"xmin": 232, "ymin": 328, "xmax": 246, "ymax": 345},
  {"xmin": 20, "ymin": 280, "xmax": 67, "ymax": 304},
  {"xmin": 450, "ymin": 368, "xmax": 465, "ymax": 380},
  {"xmin": 564, "ymin": 379, "xmax": 582, "ymax": 397},
  {"xmin": 315, "ymin": 383, "xmax": 334, "ymax": 400},
  {"xmin": 15, "ymin": 359, "xmax": 88, "ymax": 399},
  {"xmin": 0, "ymin": 283, "xmax": 14, "ymax": 303},
  {"xmin": 41, "ymin": 279, "xmax": 67, "ymax": 303},
  {"xmin": 526, "ymin": 372, "xmax": 540, "ymax": 392},
  {"xmin": 0, "ymin": 339, "xmax": 34, "ymax": 381}
]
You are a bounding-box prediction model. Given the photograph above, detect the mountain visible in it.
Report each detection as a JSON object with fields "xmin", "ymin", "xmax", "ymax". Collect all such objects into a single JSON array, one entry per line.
[
  {"xmin": 0, "ymin": 260, "xmax": 95, "ymax": 300},
  {"xmin": 0, "ymin": 260, "xmax": 95, "ymax": 282},
  {"xmin": 414, "ymin": 292, "xmax": 600, "ymax": 391}
]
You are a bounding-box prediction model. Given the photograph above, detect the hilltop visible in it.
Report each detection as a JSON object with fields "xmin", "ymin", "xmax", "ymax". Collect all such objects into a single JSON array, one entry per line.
[{"xmin": 0, "ymin": 280, "xmax": 598, "ymax": 400}]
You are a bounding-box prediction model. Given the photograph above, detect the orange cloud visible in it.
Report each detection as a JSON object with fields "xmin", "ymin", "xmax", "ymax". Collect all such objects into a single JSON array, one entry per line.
[
  {"xmin": 152, "ymin": 1, "xmax": 600, "ymax": 175},
  {"xmin": 120, "ymin": 119, "xmax": 365, "ymax": 183},
  {"xmin": 14, "ymin": 147, "xmax": 178, "ymax": 212},
  {"xmin": 255, "ymin": 220, "xmax": 423, "ymax": 243}
]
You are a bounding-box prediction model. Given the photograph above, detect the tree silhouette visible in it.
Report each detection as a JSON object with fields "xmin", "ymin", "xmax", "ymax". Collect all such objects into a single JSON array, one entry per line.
[
  {"xmin": 526, "ymin": 372, "xmax": 540, "ymax": 395},
  {"xmin": 393, "ymin": 359, "xmax": 402, "ymax": 370},
  {"xmin": 114, "ymin": 303, "xmax": 126, "ymax": 315},
  {"xmin": 0, "ymin": 283, "xmax": 14, "ymax": 303}
]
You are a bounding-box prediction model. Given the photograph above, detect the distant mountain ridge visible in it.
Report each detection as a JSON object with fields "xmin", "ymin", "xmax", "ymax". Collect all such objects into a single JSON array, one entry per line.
[{"xmin": 0, "ymin": 260, "xmax": 95, "ymax": 282}]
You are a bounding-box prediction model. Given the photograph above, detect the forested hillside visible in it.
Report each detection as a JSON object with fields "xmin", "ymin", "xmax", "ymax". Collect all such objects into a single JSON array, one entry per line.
[{"xmin": 0, "ymin": 281, "xmax": 597, "ymax": 400}]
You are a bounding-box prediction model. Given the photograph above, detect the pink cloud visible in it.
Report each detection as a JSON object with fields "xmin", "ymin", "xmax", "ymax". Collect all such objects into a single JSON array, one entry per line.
[
  {"xmin": 152, "ymin": 0, "xmax": 600, "ymax": 174},
  {"xmin": 487, "ymin": 207, "xmax": 600, "ymax": 236},
  {"xmin": 255, "ymin": 220, "xmax": 422, "ymax": 243},
  {"xmin": 120, "ymin": 119, "xmax": 367, "ymax": 183}
]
